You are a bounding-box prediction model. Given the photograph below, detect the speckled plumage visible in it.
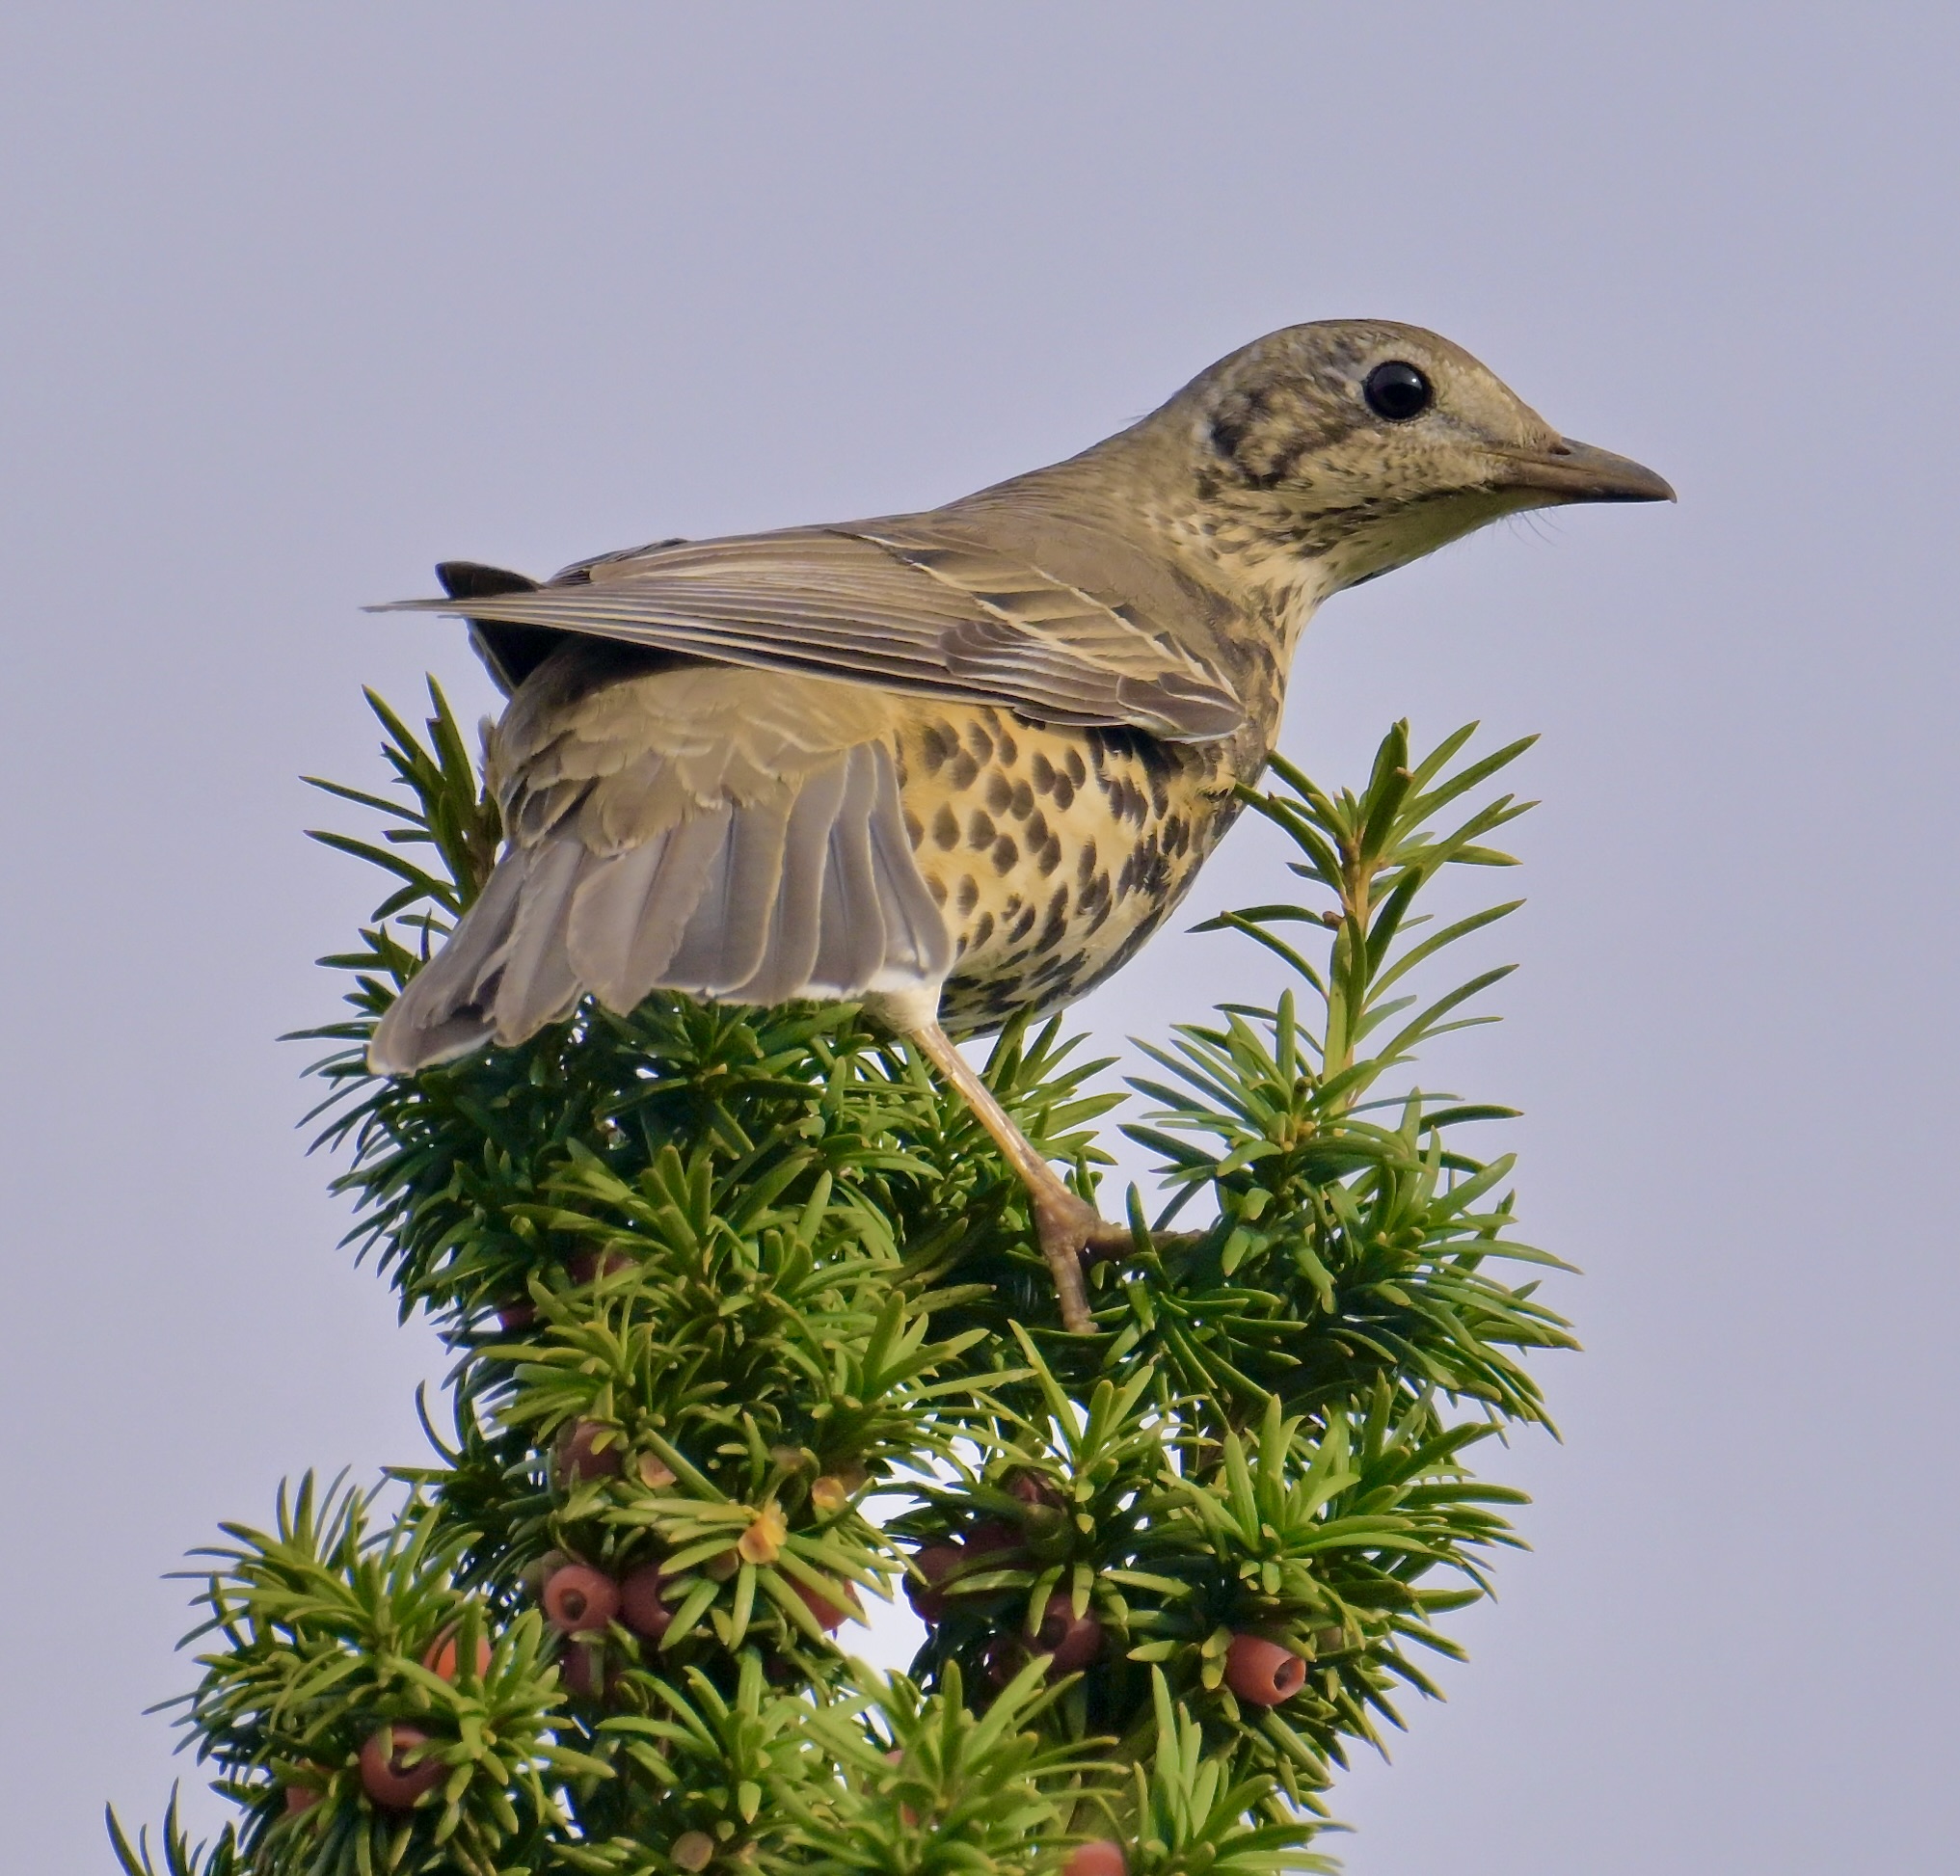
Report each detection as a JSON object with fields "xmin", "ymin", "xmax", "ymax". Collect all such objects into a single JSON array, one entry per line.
[
  {"xmin": 895, "ymin": 704, "xmax": 1240, "ymax": 1035},
  {"xmin": 364, "ymin": 318, "xmax": 1670, "ymax": 1328}
]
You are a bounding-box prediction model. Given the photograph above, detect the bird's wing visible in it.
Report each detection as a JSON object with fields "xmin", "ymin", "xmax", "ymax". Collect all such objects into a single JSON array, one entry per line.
[{"xmin": 374, "ymin": 522, "xmax": 1246, "ymax": 741}]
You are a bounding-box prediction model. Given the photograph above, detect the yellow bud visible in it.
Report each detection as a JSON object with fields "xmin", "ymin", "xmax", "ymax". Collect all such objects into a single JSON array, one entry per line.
[
  {"xmin": 738, "ymin": 1505, "xmax": 788, "ymax": 1565},
  {"xmin": 672, "ymin": 1831, "xmax": 714, "ymax": 1872}
]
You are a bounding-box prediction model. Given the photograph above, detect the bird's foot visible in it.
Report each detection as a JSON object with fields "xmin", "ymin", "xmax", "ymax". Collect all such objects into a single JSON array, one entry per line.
[{"xmin": 1031, "ymin": 1188, "xmax": 1136, "ymax": 1333}]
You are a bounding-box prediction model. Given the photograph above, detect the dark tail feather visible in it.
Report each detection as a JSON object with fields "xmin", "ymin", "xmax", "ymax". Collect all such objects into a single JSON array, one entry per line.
[
  {"xmin": 436, "ymin": 560, "xmax": 568, "ymax": 695},
  {"xmin": 435, "ymin": 561, "xmax": 537, "ymax": 600}
]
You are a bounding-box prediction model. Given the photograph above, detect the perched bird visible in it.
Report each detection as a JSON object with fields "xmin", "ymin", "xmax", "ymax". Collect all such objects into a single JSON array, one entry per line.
[{"xmin": 369, "ymin": 320, "xmax": 1670, "ymax": 1329}]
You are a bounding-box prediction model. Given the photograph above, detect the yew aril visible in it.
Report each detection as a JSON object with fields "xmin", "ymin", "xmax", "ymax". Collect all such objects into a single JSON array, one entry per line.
[
  {"xmin": 1222, "ymin": 1632, "xmax": 1306, "ymax": 1705},
  {"xmin": 422, "ymin": 1626, "xmax": 492, "ymax": 1682},
  {"xmin": 553, "ymin": 1420, "xmax": 623, "ymax": 1485},
  {"xmin": 1033, "ymin": 1594, "xmax": 1102, "ymax": 1673},
  {"xmin": 964, "ymin": 1518, "xmax": 1022, "ymax": 1557},
  {"xmin": 619, "ymin": 1563, "xmax": 672, "ymax": 1640},
  {"xmin": 793, "ymin": 1575, "xmax": 860, "ymax": 1632},
  {"xmin": 1064, "ymin": 1841, "xmax": 1127, "ymax": 1876},
  {"xmin": 1007, "ymin": 1471, "xmax": 1062, "ymax": 1509},
  {"xmin": 981, "ymin": 1631, "xmax": 1025, "ymax": 1686},
  {"xmin": 358, "ymin": 1726, "xmax": 444, "ymax": 1809},
  {"xmin": 543, "ymin": 1563, "xmax": 620, "ymax": 1633},
  {"xmin": 905, "ymin": 1544, "xmax": 964, "ymax": 1621},
  {"xmin": 567, "ymin": 1247, "xmax": 636, "ymax": 1285}
]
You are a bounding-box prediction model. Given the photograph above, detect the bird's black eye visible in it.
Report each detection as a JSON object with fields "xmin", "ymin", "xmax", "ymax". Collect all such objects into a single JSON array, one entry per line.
[{"xmin": 1362, "ymin": 360, "xmax": 1433, "ymax": 422}]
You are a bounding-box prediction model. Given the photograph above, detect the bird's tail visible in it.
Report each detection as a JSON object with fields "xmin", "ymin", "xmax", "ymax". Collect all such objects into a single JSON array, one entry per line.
[
  {"xmin": 434, "ymin": 560, "xmax": 573, "ymax": 696},
  {"xmin": 366, "ymin": 742, "xmax": 951, "ymax": 1076}
]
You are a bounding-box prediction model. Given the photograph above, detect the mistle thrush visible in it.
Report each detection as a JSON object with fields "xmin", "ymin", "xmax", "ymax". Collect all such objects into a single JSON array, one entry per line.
[{"xmin": 368, "ymin": 320, "xmax": 1671, "ymax": 1328}]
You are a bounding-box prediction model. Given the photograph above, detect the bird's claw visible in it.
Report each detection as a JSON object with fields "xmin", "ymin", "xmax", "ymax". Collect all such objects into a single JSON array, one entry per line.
[{"xmin": 1032, "ymin": 1189, "xmax": 1135, "ymax": 1333}]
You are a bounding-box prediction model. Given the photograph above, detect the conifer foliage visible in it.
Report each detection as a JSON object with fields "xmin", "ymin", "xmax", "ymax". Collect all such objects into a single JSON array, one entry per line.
[{"xmin": 110, "ymin": 684, "xmax": 1572, "ymax": 1876}]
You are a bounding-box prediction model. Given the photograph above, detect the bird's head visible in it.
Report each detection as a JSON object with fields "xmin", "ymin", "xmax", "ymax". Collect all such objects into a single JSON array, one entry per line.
[{"xmin": 1160, "ymin": 318, "xmax": 1672, "ymax": 601}]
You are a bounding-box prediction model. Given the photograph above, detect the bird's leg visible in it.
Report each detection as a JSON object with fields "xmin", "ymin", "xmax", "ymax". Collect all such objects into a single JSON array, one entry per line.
[{"xmin": 907, "ymin": 1019, "xmax": 1131, "ymax": 1333}]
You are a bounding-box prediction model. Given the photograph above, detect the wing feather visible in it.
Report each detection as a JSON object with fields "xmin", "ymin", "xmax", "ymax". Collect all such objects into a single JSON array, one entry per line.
[{"xmin": 375, "ymin": 521, "xmax": 1245, "ymax": 741}]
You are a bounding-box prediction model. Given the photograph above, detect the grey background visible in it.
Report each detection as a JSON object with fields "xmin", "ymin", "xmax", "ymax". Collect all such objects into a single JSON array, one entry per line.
[{"xmin": 2, "ymin": 5, "xmax": 1953, "ymax": 1870}]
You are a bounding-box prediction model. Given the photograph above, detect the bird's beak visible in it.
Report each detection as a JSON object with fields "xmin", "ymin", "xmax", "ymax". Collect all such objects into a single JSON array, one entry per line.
[{"xmin": 1489, "ymin": 437, "xmax": 1676, "ymax": 504}]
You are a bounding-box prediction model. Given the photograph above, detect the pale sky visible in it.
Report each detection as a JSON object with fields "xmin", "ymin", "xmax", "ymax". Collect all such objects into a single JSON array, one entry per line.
[{"xmin": 2, "ymin": 7, "xmax": 1954, "ymax": 1871}]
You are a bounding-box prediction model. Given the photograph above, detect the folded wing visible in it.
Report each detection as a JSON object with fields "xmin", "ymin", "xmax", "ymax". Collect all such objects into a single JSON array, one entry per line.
[{"xmin": 375, "ymin": 520, "xmax": 1246, "ymax": 742}]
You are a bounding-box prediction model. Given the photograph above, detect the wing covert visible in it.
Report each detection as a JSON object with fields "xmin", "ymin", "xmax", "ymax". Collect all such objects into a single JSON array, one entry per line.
[{"xmin": 374, "ymin": 521, "xmax": 1246, "ymax": 741}]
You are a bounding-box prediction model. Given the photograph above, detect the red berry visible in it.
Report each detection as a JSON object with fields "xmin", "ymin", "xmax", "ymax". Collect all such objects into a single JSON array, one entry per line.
[
  {"xmin": 567, "ymin": 1246, "xmax": 636, "ymax": 1285},
  {"xmin": 619, "ymin": 1564, "xmax": 672, "ymax": 1640},
  {"xmin": 794, "ymin": 1575, "xmax": 860, "ymax": 1632},
  {"xmin": 1033, "ymin": 1594, "xmax": 1102, "ymax": 1673},
  {"xmin": 905, "ymin": 1544, "xmax": 964, "ymax": 1621},
  {"xmin": 1007, "ymin": 1472, "xmax": 1062, "ymax": 1509},
  {"xmin": 1222, "ymin": 1632, "xmax": 1306, "ymax": 1705},
  {"xmin": 543, "ymin": 1563, "xmax": 621, "ymax": 1633},
  {"xmin": 282, "ymin": 1782, "xmax": 323, "ymax": 1817},
  {"xmin": 554, "ymin": 1420, "xmax": 623, "ymax": 1485},
  {"xmin": 422, "ymin": 1626, "xmax": 493, "ymax": 1682},
  {"xmin": 358, "ymin": 1726, "xmax": 444, "ymax": 1809},
  {"xmin": 981, "ymin": 1631, "xmax": 1026, "ymax": 1686},
  {"xmin": 964, "ymin": 1518, "xmax": 1022, "ymax": 1556},
  {"xmin": 1064, "ymin": 1841, "xmax": 1127, "ymax": 1876},
  {"xmin": 495, "ymin": 1300, "xmax": 535, "ymax": 1332}
]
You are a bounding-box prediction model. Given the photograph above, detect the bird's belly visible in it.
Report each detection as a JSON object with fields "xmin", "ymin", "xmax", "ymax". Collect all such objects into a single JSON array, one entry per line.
[{"xmin": 893, "ymin": 706, "xmax": 1238, "ymax": 1036}]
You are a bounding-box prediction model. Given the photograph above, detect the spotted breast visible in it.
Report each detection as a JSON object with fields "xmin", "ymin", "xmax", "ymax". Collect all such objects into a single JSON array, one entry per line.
[{"xmin": 895, "ymin": 703, "xmax": 1243, "ymax": 1036}]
